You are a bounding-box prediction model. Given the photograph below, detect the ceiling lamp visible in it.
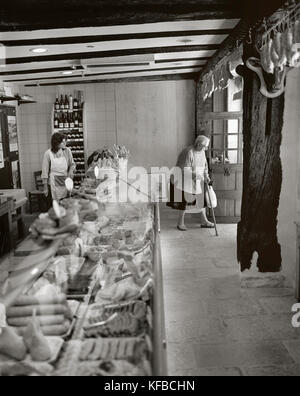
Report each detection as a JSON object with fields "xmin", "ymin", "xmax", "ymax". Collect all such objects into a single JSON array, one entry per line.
[{"xmin": 30, "ymin": 48, "xmax": 48, "ymax": 54}]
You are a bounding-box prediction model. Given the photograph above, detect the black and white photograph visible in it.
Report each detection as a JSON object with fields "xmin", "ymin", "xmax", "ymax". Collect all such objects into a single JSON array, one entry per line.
[{"xmin": 0, "ymin": 0, "xmax": 299, "ymax": 380}]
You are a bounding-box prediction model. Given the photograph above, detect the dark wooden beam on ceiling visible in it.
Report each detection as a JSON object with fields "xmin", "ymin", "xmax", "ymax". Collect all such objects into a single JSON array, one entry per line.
[
  {"xmin": 1, "ymin": 30, "xmax": 232, "ymax": 47},
  {"xmin": 24, "ymin": 72, "xmax": 199, "ymax": 87},
  {"xmin": 0, "ymin": 1, "xmax": 241, "ymax": 31},
  {"xmin": 4, "ymin": 65, "xmax": 202, "ymax": 83},
  {"xmin": 156, "ymin": 57, "xmax": 210, "ymax": 64},
  {"xmin": 5, "ymin": 45, "xmax": 220, "ymax": 65}
]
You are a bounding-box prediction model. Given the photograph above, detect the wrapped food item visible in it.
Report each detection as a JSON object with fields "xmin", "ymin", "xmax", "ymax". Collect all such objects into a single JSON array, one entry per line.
[
  {"xmin": 79, "ymin": 338, "xmax": 147, "ymax": 361},
  {"xmin": 74, "ymin": 360, "xmax": 148, "ymax": 376},
  {"xmin": 23, "ymin": 312, "xmax": 52, "ymax": 362},
  {"xmin": 84, "ymin": 311, "xmax": 142, "ymax": 338},
  {"xmin": 95, "ymin": 276, "xmax": 144, "ymax": 304},
  {"xmin": 0, "ymin": 361, "xmax": 54, "ymax": 377},
  {"xmin": 0, "ymin": 327, "xmax": 27, "ymax": 361}
]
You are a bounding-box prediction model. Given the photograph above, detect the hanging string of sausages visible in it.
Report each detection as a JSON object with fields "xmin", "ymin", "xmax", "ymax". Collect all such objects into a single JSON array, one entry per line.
[
  {"xmin": 258, "ymin": 2, "xmax": 300, "ymax": 73},
  {"xmin": 201, "ymin": 45, "xmax": 243, "ymax": 101}
]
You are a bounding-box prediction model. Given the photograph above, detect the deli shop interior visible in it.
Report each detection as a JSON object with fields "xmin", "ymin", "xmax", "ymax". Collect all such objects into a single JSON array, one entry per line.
[{"xmin": 0, "ymin": 0, "xmax": 300, "ymax": 377}]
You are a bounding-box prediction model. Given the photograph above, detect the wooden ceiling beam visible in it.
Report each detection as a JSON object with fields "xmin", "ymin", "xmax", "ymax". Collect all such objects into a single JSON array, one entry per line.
[
  {"xmin": 24, "ymin": 72, "xmax": 199, "ymax": 87},
  {"xmin": 0, "ymin": 1, "xmax": 241, "ymax": 31},
  {"xmin": 5, "ymin": 45, "xmax": 220, "ymax": 65},
  {"xmin": 1, "ymin": 29, "xmax": 232, "ymax": 47},
  {"xmin": 4, "ymin": 65, "xmax": 202, "ymax": 83}
]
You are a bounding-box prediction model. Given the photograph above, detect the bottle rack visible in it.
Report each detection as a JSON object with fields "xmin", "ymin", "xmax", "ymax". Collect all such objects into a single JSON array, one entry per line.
[{"xmin": 51, "ymin": 95, "xmax": 86, "ymax": 189}]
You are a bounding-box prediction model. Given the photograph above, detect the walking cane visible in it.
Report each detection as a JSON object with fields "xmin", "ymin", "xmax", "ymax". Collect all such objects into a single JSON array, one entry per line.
[{"xmin": 205, "ymin": 181, "xmax": 219, "ymax": 237}]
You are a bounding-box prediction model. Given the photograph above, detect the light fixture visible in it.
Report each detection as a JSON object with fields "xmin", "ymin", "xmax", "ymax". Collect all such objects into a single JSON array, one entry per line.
[
  {"xmin": 61, "ymin": 71, "xmax": 73, "ymax": 75},
  {"xmin": 30, "ymin": 48, "xmax": 48, "ymax": 54}
]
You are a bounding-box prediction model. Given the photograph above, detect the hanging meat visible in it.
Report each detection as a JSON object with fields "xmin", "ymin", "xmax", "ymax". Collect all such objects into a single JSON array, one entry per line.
[{"xmin": 260, "ymin": 39, "xmax": 275, "ymax": 74}]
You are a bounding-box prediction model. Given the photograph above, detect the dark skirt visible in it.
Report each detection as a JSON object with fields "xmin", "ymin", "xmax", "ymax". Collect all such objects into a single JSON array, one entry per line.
[{"xmin": 167, "ymin": 179, "xmax": 205, "ymax": 211}]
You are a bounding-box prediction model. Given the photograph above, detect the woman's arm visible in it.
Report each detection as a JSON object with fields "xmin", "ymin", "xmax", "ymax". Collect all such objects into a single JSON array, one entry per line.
[
  {"xmin": 204, "ymin": 158, "xmax": 210, "ymax": 182},
  {"xmin": 41, "ymin": 151, "xmax": 50, "ymax": 196},
  {"xmin": 66, "ymin": 148, "xmax": 76, "ymax": 178}
]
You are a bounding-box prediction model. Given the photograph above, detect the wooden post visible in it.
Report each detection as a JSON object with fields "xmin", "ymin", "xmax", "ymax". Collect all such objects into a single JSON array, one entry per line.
[{"xmin": 237, "ymin": 50, "xmax": 285, "ymax": 272}]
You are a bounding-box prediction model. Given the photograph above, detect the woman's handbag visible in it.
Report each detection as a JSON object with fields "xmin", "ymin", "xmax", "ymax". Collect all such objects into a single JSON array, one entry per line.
[{"xmin": 206, "ymin": 185, "xmax": 217, "ymax": 209}]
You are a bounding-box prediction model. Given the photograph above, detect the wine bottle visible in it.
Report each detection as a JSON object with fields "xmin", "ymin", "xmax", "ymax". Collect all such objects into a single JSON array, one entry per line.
[
  {"xmin": 64, "ymin": 95, "xmax": 69, "ymax": 110},
  {"xmin": 69, "ymin": 94, "xmax": 73, "ymax": 111},
  {"xmin": 78, "ymin": 112, "xmax": 83, "ymax": 128},
  {"xmin": 59, "ymin": 113, "xmax": 64, "ymax": 129},
  {"xmin": 60, "ymin": 95, "xmax": 64, "ymax": 110},
  {"xmin": 55, "ymin": 96, "xmax": 60, "ymax": 110},
  {"xmin": 54, "ymin": 112, "xmax": 59, "ymax": 128},
  {"xmin": 69, "ymin": 112, "xmax": 75, "ymax": 128},
  {"xmin": 64, "ymin": 113, "xmax": 69, "ymax": 129},
  {"xmin": 74, "ymin": 112, "xmax": 79, "ymax": 128},
  {"xmin": 73, "ymin": 95, "xmax": 78, "ymax": 110}
]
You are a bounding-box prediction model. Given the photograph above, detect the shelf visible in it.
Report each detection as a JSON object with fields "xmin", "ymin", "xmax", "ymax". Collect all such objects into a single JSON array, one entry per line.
[
  {"xmin": 54, "ymin": 128, "xmax": 82, "ymax": 132},
  {"xmin": 0, "ymin": 95, "xmax": 17, "ymax": 104},
  {"xmin": 54, "ymin": 109, "xmax": 83, "ymax": 113},
  {"xmin": 14, "ymin": 95, "xmax": 36, "ymax": 105}
]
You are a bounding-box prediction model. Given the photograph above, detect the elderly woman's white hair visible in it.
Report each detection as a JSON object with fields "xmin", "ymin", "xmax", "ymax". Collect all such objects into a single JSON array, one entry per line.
[{"xmin": 195, "ymin": 135, "xmax": 210, "ymax": 147}]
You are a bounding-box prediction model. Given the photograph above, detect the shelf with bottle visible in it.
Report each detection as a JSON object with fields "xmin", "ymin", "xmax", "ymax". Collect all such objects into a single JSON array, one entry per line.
[
  {"xmin": 54, "ymin": 92, "xmax": 83, "ymax": 112},
  {"xmin": 52, "ymin": 90, "xmax": 86, "ymax": 188},
  {"xmin": 54, "ymin": 110, "xmax": 83, "ymax": 130}
]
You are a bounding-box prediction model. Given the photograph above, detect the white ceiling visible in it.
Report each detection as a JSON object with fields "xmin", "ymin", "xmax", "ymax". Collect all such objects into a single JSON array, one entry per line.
[{"xmin": 0, "ymin": 19, "xmax": 240, "ymax": 86}]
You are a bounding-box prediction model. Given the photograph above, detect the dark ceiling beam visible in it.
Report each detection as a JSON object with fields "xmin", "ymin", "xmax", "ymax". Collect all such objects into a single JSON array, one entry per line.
[
  {"xmin": 1, "ymin": 30, "xmax": 232, "ymax": 47},
  {"xmin": 5, "ymin": 45, "xmax": 220, "ymax": 65},
  {"xmin": 24, "ymin": 72, "xmax": 199, "ymax": 87},
  {"xmin": 198, "ymin": 0, "xmax": 292, "ymax": 80},
  {"xmin": 156, "ymin": 57, "xmax": 210, "ymax": 63},
  {"xmin": 0, "ymin": 1, "xmax": 241, "ymax": 31},
  {"xmin": 4, "ymin": 65, "xmax": 202, "ymax": 83}
]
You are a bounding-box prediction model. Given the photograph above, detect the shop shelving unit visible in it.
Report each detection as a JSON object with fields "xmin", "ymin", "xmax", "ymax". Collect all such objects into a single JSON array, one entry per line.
[{"xmin": 51, "ymin": 103, "xmax": 87, "ymax": 189}]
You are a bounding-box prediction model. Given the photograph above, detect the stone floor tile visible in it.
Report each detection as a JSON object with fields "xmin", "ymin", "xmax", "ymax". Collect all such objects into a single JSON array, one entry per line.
[
  {"xmin": 258, "ymin": 296, "xmax": 297, "ymax": 315},
  {"xmin": 221, "ymin": 315, "xmax": 300, "ymax": 342},
  {"xmin": 283, "ymin": 340, "xmax": 300, "ymax": 363},
  {"xmin": 193, "ymin": 342, "xmax": 294, "ymax": 368},
  {"xmin": 167, "ymin": 342, "xmax": 198, "ymax": 375},
  {"xmin": 204, "ymin": 298, "xmax": 266, "ymax": 318},
  {"xmin": 178, "ymin": 367, "xmax": 243, "ymax": 377},
  {"xmin": 166, "ymin": 316, "xmax": 227, "ymax": 344},
  {"xmin": 242, "ymin": 364, "xmax": 300, "ymax": 377}
]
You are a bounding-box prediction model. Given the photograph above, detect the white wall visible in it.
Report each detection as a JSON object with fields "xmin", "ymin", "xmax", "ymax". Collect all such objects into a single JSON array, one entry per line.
[
  {"xmin": 18, "ymin": 80, "xmax": 196, "ymax": 194},
  {"xmin": 116, "ymin": 81, "xmax": 195, "ymax": 170},
  {"xmin": 278, "ymin": 68, "xmax": 300, "ymax": 286}
]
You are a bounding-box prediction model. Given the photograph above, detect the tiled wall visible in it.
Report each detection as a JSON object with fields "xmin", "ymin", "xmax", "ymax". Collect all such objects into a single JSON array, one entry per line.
[{"xmin": 18, "ymin": 80, "xmax": 195, "ymax": 195}]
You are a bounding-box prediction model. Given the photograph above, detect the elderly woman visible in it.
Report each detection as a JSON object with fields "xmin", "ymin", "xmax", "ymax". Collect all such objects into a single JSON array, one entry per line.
[{"xmin": 167, "ymin": 135, "xmax": 215, "ymax": 231}]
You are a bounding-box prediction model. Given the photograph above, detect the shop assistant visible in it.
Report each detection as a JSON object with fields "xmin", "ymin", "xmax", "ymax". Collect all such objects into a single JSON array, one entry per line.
[{"xmin": 42, "ymin": 132, "xmax": 76, "ymax": 201}]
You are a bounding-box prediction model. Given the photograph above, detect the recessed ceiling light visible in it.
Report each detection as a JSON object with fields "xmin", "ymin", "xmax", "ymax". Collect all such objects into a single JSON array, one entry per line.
[
  {"xmin": 30, "ymin": 48, "xmax": 48, "ymax": 54},
  {"xmin": 61, "ymin": 71, "xmax": 73, "ymax": 75}
]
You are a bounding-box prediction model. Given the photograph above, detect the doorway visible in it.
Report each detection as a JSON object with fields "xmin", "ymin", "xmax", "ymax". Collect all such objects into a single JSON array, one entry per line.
[{"xmin": 206, "ymin": 79, "xmax": 244, "ymax": 224}]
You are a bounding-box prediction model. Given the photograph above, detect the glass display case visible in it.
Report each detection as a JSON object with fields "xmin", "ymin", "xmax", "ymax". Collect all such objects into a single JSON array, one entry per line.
[{"xmin": 0, "ymin": 199, "xmax": 167, "ymax": 377}]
